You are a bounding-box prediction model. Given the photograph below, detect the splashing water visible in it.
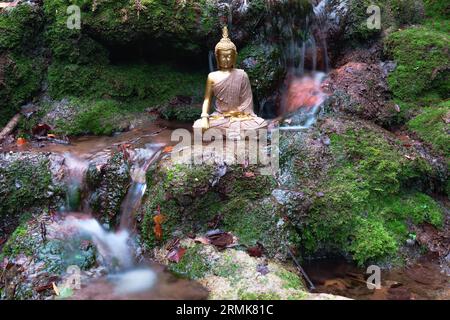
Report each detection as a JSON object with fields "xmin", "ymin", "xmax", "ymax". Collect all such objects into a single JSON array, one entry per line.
[
  {"xmin": 109, "ymin": 269, "xmax": 157, "ymax": 295},
  {"xmin": 59, "ymin": 143, "xmax": 165, "ymax": 295},
  {"xmin": 120, "ymin": 144, "xmax": 163, "ymax": 230},
  {"xmin": 62, "ymin": 153, "xmax": 90, "ymax": 212},
  {"xmin": 280, "ymin": 71, "xmax": 327, "ymax": 130},
  {"xmin": 261, "ymin": 0, "xmax": 331, "ymax": 126},
  {"xmin": 66, "ymin": 217, "xmax": 133, "ymax": 269}
]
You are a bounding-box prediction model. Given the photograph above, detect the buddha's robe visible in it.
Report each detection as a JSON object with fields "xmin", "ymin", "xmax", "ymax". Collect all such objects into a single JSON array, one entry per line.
[{"xmin": 193, "ymin": 69, "xmax": 267, "ymax": 132}]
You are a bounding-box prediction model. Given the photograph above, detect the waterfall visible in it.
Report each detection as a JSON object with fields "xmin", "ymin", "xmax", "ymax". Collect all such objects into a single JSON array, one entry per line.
[
  {"xmin": 262, "ymin": 0, "xmax": 331, "ymax": 128},
  {"xmin": 119, "ymin": 144, "xmax": 163, "ymax": 230},
  {"xmin": 62, "ymin": 153, "xmax": 90, "ymax": 213},
  {"xmin": 59, "ymin": 143, "xmax": 164, "ymax": 294}
]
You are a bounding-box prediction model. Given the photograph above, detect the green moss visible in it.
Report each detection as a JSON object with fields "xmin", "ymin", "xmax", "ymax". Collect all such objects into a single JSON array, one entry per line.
[
  {"xmin": 298, "ymin": 127, "xmax": 443, "ymax": 265},
  {"xmin": 218, "ymin": 166, "xmax": 277, "ymax": 200},
  {"xmin": 212, "ymin": 251, "xmax": 242, "ymax": 282},
  {"xmin": 164, "ymin": 164, "xmax": 214, "ymax": 199},
  {"xmin": 1, "ymin": 222, "xmax": 33, "ymax": 258},
  {"xmin": 160, "ymin": 104, "xmax": 202, "ymax": 123},
  {"xmin": 44, "ymin": 0, "xmax": 217, "ymax": 52},
  {"xmin": 238, "ymin": 291, "xmax": 282, "ymax": 300},
  {"xmin": 237, "ymin": 43, "xmax": 284, "ymax": 101},
  {"xmin": 423, "ymin": 0, "xmax": 449, "ymax": 32},
  {"xmin": 0, "ymin": 54, "xmax": 45, "ymax": 126},
  {"xmin": 91, "ymin": 152, "xmax": 130, "ymax": 225},
  {"xmin": 0, "ymin": 158, "xmax": 53, "ymax": 217},
  {"xmin": 48, "ymin": 62, "xmax": 201, "ymax": 102},
  {"xmin": 348, "ymin": 217, "xmax": 398, "ymax": 265},
  {"xmin": 343, "ymin": 0, "xmax": 383, "ymax": 43},
  {"xmin": 142, "ymin": 162, "xmax": 294, "ymax": 257},
  {"xmin": 276, "ymin": 269, "xmax": 304, "ymax": 290},
  {"xmin": 379, "ymin": 192, "xmax": 444, "ymax": 230},
  {"xmin": 44, "ymin": 62, "xmax": 204, "ymax": 135},
  {"xmin": 219, "ymin": 197, "xmax": 297, "ymax": 254},
  {"xmin": 51, "ymin": 98, "xmax": 138, "ymax": 136},
  {"xmin": 168, "ymin": 244, "xmax": 210, "ymax": 280},
  {"xmin": 384, "ymin": 26, "xmax": 449, "ymax": 104},
  {"xmin": 0, "ymin": 4, "xmax": 44, "ymax": 53},
  {"xmin": 343, "ymin": 0, "xmax": 424, "ymax": 45},
  {"xmin": 47, "ymin": 61, "xmax": 203, "ymax": 104},
  {"xmin": 42, "ymin": 0, "xmax": 109, "ymax": 64},
  {"xmin": 388, "ymin": 0, "xmax": 425, "ymax": 26},
  {"xmin": 408, "ymin": 101, "xmax": 449, "ymax": 157}
]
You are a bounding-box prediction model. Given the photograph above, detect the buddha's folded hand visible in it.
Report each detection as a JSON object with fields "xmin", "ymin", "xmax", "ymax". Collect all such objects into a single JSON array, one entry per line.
[{"xmin": 201, "ymin": 117, "xmax": 210, "ymax": 130}]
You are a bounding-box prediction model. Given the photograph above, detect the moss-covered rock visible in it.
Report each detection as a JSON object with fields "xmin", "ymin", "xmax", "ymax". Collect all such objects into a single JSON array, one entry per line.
[
  {"xmin": 0, "ymin": 53, "xmax": 45, "ymax": 126},
  {"xmin": 384, "ymin": 26, "xmax": 449, "ymax": 106},
  {"xmin": 140, "ymin": 160, "xmax": 297, "ymax": 258},
  {"xmin": 40, "ymin": 62, "xmax": 205, "ymax": 135},
  {"xmin": 238, "ymin": 42, "xmax": 284, "ymax": 103},
  {"xmin": 86, "ymin": 152, "xmax": 131, "ymax": 226},
  {"xmin": 0, "ymin": 153, "xmax": 63, "ymax": 237},
  {"xmin": 43, "ymin": 0, "xmax": 109, "ymax": 65},
  {"xmin": 279, "ymin": 116, "xmax": 446, "ymax": 265},
  {"xmin": 341, "ymin": 0, "xmax": 424, "ymax": 44},
  {"xmin": 0, "ymin": 4, "xmax": 44, "ymax": 53},
  {"xmin": 408, "ymin": 101, "xmax": 450, "ymax": 157},
  {"xmin": 154, "ymin": 238, "xmax": 319, "ymax": 300},
  {"xmin": 0, "ymin": 213, "xmax": 97, "ymax": 300},
  {"xmin": 47, "ymin": 62, "xmax": 204, "ymax": 103},
  {"xmin": 40, "ymin": 97, "xmax": 147, "ymax": 136},
  {"xmin": 0, "ymin": 4, "xmax": 46, "ymax": 126},
  {"xmin": 408, "ymin": 101, "xmax": 450, "ymax": 195},
  {"xmin": 44, "ymin": 0, "xmax": 217, "ymax": 53},
  {"xmin": 423, "ymin": 0, "xmax": 449, "ymax": 33}
]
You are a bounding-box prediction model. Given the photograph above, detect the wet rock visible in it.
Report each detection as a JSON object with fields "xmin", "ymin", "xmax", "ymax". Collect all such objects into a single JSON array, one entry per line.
[
  {"xmin": 86, "ymin": 152, "xmax": 131, "ymax": 226},
  {"xmin": 140, "ymin": 157, "xmax": 296, "ymax": 258},
  {"xmin": 155, "ymin": 238, "xmax": 348, "ymax": 300},
  {"xmin": 237, "ymin": 42, "xmax": 285, "ymax": 104},
  {"xmin": 0, "ymin": 152, "xmax": 65, "ymax": 239},
  {"xmin": 323, "ymin": 61, "xmax": 398, "ymax": 125},
  {"xmin": 279, "ymin": 115, "xmax": 446, "ymax": 265},
  {"xmin": 0, "ymin": 213, "xmax": 97, "ymax": 300}
]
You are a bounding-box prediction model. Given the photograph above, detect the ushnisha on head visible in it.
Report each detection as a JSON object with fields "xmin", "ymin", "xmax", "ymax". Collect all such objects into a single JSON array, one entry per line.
[{"xmin": 215, "ymin": 26, "xmax": 237, "ymax": 70}]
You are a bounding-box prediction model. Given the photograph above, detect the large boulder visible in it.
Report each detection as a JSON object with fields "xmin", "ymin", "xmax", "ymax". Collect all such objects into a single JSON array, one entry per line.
[
  {"xmin": 155, "ymin": 238, "xmax": 349, "ymax": 300},
  {"xmin": 0, "ymin": 152, "xmax": 65, "ymax": 238},
  {"xmin": 279, "ymin": 115, "xmax": 446, "ymax": 265}
]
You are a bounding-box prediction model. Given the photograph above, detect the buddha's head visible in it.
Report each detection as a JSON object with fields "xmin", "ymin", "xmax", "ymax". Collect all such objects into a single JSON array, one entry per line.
[{"xmin": 215, "ymin": 26, "xmax": 237, "ymax": 70}]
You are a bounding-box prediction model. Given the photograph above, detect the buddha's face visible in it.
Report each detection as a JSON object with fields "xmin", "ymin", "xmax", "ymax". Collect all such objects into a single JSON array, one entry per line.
[{"xmin": 216, "ymin": 49, "xmax": 236, "ymax": 70}]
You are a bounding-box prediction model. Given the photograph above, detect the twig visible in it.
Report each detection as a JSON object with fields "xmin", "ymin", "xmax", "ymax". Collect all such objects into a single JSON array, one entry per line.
[
  {"xmin": 287, "ymin": 246, "xmax": 315, "ymax": 290},
  {"xmin": 0, "ymin": 113, "xmax": 21, "ymax": 142}
]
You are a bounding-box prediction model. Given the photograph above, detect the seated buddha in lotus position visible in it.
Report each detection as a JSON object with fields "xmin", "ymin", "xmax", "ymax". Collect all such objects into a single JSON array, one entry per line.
[{"xmin": 193, "ymin": 27, "xmax": 268, "ymax": 135}]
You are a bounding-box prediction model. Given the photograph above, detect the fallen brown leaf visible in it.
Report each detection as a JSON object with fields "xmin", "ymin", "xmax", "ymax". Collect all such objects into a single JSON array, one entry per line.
[
  {"xmin": 32, "ymin": 123, "xmax": 51, "ymax": 136},
  {"xmin": 244, "ymin": 171, "xmax": 255, "ymax": 178},
  {"xmin": 247, "ymin": 243, "xmax": 264, "ymax": 257},
  {"xmin": 167, "ymin": 247, "xmax": 187, "ymax": 263},
  {"xmin": 207, "ymin": 231, "xmax": 234, "ymax": 250}
]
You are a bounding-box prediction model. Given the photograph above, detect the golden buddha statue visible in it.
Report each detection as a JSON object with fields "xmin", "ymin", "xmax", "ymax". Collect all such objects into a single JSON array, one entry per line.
[{"xmin": 193, "ymin": 26, "xmax": 268, "ymax": 135}]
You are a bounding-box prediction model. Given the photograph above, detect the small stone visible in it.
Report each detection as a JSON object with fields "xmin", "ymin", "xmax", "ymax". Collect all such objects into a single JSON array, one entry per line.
[
  {"xmin": 321, "ymin": 136, "xmax": 331, "ymax": 145},
  {"xmin": 256, "ymin": 264, "xmax": 270, "ymax": 276}
]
